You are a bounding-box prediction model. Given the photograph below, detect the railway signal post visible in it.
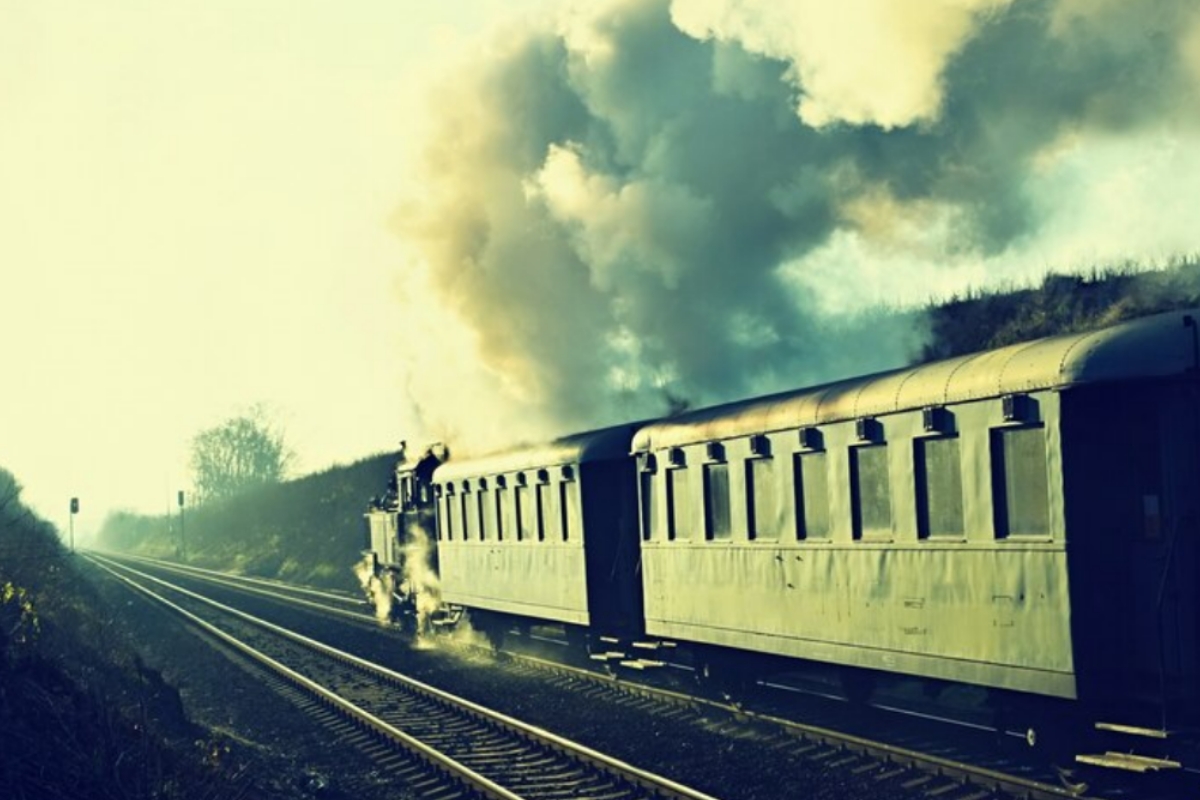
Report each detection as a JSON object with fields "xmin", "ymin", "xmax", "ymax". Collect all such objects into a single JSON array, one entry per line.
[{"xmin": 69, "ymin": 496, "xmax": 79, "ymax": 553}]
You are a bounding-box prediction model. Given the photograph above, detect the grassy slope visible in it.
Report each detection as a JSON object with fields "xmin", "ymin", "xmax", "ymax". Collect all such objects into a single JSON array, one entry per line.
[
  {"xmin": 921, "ymin": 261, "xmax": 1200, "ymax": 361},
  {"xmin": 98, "ymin": 453, "xmax": 395, "ymax": 591},
  {"xmin": 0, "ymin": 470, "xmax": 262, "ymax": 799}
]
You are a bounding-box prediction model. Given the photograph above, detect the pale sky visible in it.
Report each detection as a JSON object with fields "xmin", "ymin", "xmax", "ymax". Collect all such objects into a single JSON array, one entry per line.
[
  {"xmin": 0, "ymin": 1, "xmax": 548, "ymax": 533},
  {"xmin": 4, "ymin": 0, "xmax": 1199, "ymax": 538}
]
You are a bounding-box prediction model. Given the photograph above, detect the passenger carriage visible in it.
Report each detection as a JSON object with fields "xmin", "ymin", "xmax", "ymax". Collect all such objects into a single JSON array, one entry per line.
[
  {"xmin": 632, "ymin": 309, "xmax": 1200, "ymax": 738},
  {"xmin": 379, "ymin": 309, "xmax": 1200, "ymax": 771},
  {"xmin": 429, "ymin": 424, "xmax": 644, "ymax": 642}
]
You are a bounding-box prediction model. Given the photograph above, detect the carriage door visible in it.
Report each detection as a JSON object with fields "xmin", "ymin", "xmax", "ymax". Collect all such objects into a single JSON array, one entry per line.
[{"xmin": 1135, "ymin": 385, "xmax": 1200, "ymax": 717}]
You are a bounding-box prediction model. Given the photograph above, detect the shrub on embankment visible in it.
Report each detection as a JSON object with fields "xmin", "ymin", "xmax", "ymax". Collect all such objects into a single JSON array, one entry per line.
[
  {"xmin": 0, "ymin": 467, "xmax": 256, "ymax": 799},
  {"xmin": 97, "ymin": 452, "xmax": 396, "ymax": 591}
]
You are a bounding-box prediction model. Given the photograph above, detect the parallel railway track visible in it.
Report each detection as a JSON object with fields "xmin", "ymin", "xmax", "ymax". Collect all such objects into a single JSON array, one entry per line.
[
  {"xmin": 93, "ymin": 553, "xmax": 1187, "ymax": 800},
  {"xmin": 86, "ymin": 553, "xmax": 721, "ymax": 800}
]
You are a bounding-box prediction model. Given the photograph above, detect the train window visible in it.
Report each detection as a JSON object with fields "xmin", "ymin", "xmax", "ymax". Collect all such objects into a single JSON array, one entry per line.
[
  {"xmin": 746, "ymin": 457, "xmax": 781, "ymax": 540},
  {"xmin": 437, "ymin": 492, "xmax": 449, "ymax": 540},
  {"xmin": 851, "ymin": 444, "xmax": 892, "ymax": 539},
  {"xmin": 667, "ymin": 467, "xmax": 693, "ymax": 540},
  {"xmin": 561, "ymin": 480, "xmax": 579, "ymax": 542},
  {"xmin": 446, "ymin": 489, "xmax": 458, "ymax": 541},
  {"xmin": 535, "ymin": 482, "xmax": 552, "ymax": 542},
  {"xmin": 540, "ymin": 482, "xmax": 556, "ymax": 537},
  {"xmin": 703, "ymin": 463, "xmax": 732, "ymax": 540},
  {"xmin": 915, "ymin": 437, "xmax": 964, "ymax": 539},
  {"xmin": 793, "ymin": 451, "xmax": 830, "ymax": 540},
  {"xmin": 516, "ymin": 484, "xmax": 538, "ymax": 542},
  {"xmin": 640, "ymin": 472, "xmax": 660, "ymax": 541},
  {"xmin": 495, "ymin": 486, "xmax": 508, "ymax": 541},
  {"xmin": 460, "ymin": 490, "xmax": 475, "ymax": 541},
  {"xmin": 478, "ymin": 488, "xmax": 493, "ymax": 540},
  {"xmin": 991, "ymin": 427, "xmax": 1050, "ymax": 539},
  {"xmin": 501, "ymin": 484, "xmax": 516, "ymax": 542}
]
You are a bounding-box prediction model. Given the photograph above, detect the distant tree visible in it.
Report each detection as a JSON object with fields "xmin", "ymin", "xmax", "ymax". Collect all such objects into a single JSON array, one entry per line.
[{"xmin": 189, "ymin": 406, "xmax": 294, "ymax": 505}]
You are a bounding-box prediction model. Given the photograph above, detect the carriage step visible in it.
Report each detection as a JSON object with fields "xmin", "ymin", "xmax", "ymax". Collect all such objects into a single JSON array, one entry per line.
[
  {"xmin": 1076, "ymin": 752, "xmax": 1181, "ymax": 773},
  {"xmin": 1094, "ymin": 721, "xmax": 1169, "ymax": 739},
  {"xmin": 620, "ymin": 659, "xmax": 665, "ymax": 670}
]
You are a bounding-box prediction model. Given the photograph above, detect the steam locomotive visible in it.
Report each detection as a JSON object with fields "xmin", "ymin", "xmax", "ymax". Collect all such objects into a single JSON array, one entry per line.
[{"xmin": 365, "ymin": 308, "xmax": 1200, "ymax": 773}]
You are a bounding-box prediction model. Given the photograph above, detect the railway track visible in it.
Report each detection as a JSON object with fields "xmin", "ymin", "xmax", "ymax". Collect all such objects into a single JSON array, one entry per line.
[
  {"xmin": 92, "ymin": 550, "xmax": 373, "ymax": 618},
  {"xmin": 495, "ymin": 651, "xmax": 1085, "ymax": 800},
  {"xmin": 86, "ymin": 553, "xmax": 721, "ymax": 800},
  {"xmin": 92, "ymin": 553, "xmax": 1190, "ymax": 799}
]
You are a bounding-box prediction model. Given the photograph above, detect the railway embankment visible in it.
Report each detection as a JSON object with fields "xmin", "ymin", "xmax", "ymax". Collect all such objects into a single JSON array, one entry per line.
[
  {"xmin": 96, "ymin": 452, "xmax": 395, "ymax": 592},
  {"xmin": 0, "ymin": 467, "xmax": 352, "ymax": 800}
]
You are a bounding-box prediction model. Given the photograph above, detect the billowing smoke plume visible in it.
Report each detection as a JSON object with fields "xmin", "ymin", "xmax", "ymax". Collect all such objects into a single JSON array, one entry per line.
[
  {"xmin": 398, "ymin": 522, "xmax": 441, "ymax": 644},
  {"xmin": 353, "ymin": 555, "xmax": 393, "ymax": 624},
  {"xmin": 395, "ymin": 0, "xmax": 1200, "ymax": 445}
]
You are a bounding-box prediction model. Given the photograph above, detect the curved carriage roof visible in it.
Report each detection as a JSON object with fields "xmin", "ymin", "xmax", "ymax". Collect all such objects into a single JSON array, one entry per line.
[
  {"xmin": 633, "ymin": 308, "xmax": 1200, "ymax": 452},
  {"xmin": 433, "ymin": 422, "xmax": 642, "ymax": 484}
]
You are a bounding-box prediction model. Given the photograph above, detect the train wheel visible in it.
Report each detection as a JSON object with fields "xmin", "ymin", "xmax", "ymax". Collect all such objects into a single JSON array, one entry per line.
[
  {"xmin": 469, "ymin": 610, "xmax": 507, "ymax": 652},
  {"xmin": 839, "ymin": 668, "xmax": 877, "ymax": 705},
  {"xmin": 695, "ymin": 647, "xmax": 753, "ymax": 701}
]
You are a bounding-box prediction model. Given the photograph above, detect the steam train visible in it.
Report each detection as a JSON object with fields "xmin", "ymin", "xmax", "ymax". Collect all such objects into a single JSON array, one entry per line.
[{"xmin": 365, "ymin": 308, "xmax": 1200, "ymax": 772}]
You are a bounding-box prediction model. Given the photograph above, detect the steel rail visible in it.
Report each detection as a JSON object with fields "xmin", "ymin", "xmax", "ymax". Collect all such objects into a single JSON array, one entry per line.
[
  {"xmin": 494, "ymin": 650, "xmax": 1101, "ymax": 800},
  {"xmin": 91, "ymin": 552, "xmax": 1094, "ymax": 798},
  {"xmin": 90, "ymin": 551, "xmax": 377, "ymax": 625},
  {"xmin": 88, "ymin": 554, "xmax": 723, "ymax": 800},
  {"xmin": 92, "ymin": 549, "xmax": 364, "ymax": 605},
  {"xmin": 87, "ymin": 555, "xmax": 522, "ymax": 800}
]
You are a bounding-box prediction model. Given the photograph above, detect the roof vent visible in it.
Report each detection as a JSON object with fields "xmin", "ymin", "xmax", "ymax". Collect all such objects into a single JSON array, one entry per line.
[
  {"xmin": 856, "ymin": 417, "xmax": 882, "ymax": 443},
  {"xmin": 798, "ymin": 427, "xmax": 823, "ymax": 451},
  {"xmin": 705, "ymin": 441, "xmax": 726, "ymax": 461},
  {"xmin": 1002, "ymin": 394, "xmax": 1033, "ymax": 423},
  {"xmin": 922, "ymin": 406, "xmax": 951, "ymax": 434}
]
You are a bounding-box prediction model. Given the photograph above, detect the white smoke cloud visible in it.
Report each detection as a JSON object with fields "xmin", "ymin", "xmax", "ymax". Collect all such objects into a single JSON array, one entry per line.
[
  {"xmin": 526, "ymin": 142, "xmax": 716, "ymax": 293},
  {"xmin": 670, "ymin": 0, "xmax": 1011, "ymax": 129},
  {"xmin": 393, "ymin": 0, "xmax": 1200, "ymax": 446}
]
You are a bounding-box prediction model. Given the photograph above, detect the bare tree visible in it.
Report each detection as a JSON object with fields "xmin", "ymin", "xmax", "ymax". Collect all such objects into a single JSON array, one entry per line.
[{"xmin": 189, "ymin": 406, "xmax": 294, "ymax": 505}]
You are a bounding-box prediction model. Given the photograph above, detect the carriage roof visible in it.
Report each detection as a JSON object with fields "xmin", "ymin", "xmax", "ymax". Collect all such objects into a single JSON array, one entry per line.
[{"xmin": 632, "ymin": 308, "xmax": 1200, "ymax": 452}]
